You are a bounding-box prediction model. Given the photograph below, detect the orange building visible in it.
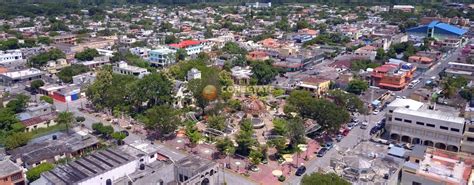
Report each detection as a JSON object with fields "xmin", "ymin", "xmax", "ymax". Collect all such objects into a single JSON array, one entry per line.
[
  {"xmin": 408, "ymin": 56, "xmax": 434, "ymax": 69},
  {"xmin": 371, "ymin": 63, "xmax": 416, "ymax": 90},
  {"xmin": 258, "ymin": 38, "xmax": 280, "ymax": 48},
  {"xmin": 246, "ymin": 51, "xmax": 269, "ymax": 61}
]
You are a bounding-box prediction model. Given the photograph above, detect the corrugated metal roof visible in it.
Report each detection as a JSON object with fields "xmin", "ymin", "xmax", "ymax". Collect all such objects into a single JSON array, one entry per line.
[
  {"xmin": 428, "ymin": 21, "xmax": 440, "ymax": 28},
  {"xmin": 434, "ymin": 22, "xmax": 468, "ymax": 36}
]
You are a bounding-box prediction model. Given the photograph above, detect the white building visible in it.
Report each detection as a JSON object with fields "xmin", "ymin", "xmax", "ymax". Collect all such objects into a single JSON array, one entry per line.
[
  {"xmin": 0, "ymin": 68, "xmax": 44, "ymax": 85},
  {"xmin": 32, "ymin": 148, "xmax": 138, "ymax": 185},
  {"xmin": 112, "ymin": 61, "xmax": 150, "ymax": 79},
  {"xmin": 386, "ymin": 99, "xmax": 465, "ymax": 152},
  {"xmin": 148, "ymin": 48, "xmax": 176, "ymax": 67},
  {"xmin": 96, "ymin": 48, "xmax": 114, "ymax": 57},
  {"xmin": 0, "ymin": 49, "xmax": 23, "ymax": 65},
  {"xmin": 129, "ymin": 47, "xmax": 151, "ymax": 60},
  {"xmin": 187, "ymin": 68, "xmax": 201, "ymax": 81}
]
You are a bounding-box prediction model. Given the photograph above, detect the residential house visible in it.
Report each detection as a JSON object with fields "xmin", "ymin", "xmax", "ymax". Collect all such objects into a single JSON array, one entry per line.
[
  {"xmin": 0, "ymin": 49, "xmax": 23, "ymax": 66},
  {"xmin": 186, "ymin": 68, "xmax": 201, "ymax": 81},
  {"xmin": 148, "ymin": 48, "xmax": 176, "ymax": 67},
  {"xmin": 112, "ymin": 61, "xmax": 150, "ymax": 79},
  {"xmin": 230, "ymin": 66, "xmax": 252, "ymax": 85},
  {"xmin": 246, "ymin": 51, "xmax": 269, "ymax": 61},
  {"xmin": 296, "ymin": 77, "xmax": 331, "ymax": 97},
  {"xmin": 0, "ymin": 68, "xmax": 44, "ymax": 86},
  {"xmin": 0, "ymin": 160, "xmax": 24, "ymax": 185},
  {"xmin": 168, "ymin": 40, "xmax": 204, "ymax": 56},
  {"xmin": 17, "ymin": 102, "xmax": 57, "ymax": 132}
]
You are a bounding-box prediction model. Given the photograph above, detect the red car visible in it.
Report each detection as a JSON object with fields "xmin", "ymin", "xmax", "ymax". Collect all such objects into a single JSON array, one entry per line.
[{"xmin": 341, "ymin": 128, "xmax": 350, "ymax": 136}]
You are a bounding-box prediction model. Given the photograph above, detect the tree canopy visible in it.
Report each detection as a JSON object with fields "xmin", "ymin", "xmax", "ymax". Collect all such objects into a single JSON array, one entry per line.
[
  {"xmin": 75, "ymin": 48, "xmax": 100, "ymax": 61},
  {"xmin": 301, "ymin": 172, "xmax": 350, "ymax": 185}
]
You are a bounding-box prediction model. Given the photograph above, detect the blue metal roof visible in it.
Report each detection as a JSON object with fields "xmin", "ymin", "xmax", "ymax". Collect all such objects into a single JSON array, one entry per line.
[
  {"xmin": 434, "ymin": 22, "xmax": 468, "ymax": 36},
  {"xmin": 427, "ymin": 21, "xmax": 440, "ymax": 28}
]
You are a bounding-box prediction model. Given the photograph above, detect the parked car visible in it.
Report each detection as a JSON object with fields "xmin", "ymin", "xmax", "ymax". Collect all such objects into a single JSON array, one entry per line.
[
  {"xmin": 361, "ymin": 122, "xmax": 368, "ymax": 129},
  {"xmin": 317, "ymin": 148, "xmax": 328, "ymax": 157},
  {"xmin": 341, "ymin": 129, "xmax": 350, "ymax": 136},
  {"xmin": 336, "ymin": 134, "xmax": 343, "ymax": 142},
  {"xmin": 347, "ymin": 123, "xmax": 355, "ymax": 130},
  {"xmin": 295, "ymin": 166, "xmax": 307, "ymax": 176},
  {"xmin": 370, "ymin": 126, "xmax": 380, "ymax": 135},
  {"xmin": 372, "ymin": 110, "xmax": 379, "ymax": 115},
  {"xmin": 324, "ymin": 143, "xmax": 334, "ymax": 150}
]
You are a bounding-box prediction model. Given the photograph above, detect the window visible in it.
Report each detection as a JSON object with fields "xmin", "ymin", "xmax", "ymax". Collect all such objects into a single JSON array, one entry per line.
[
  {"xmin": 394, "ymin": 118, "xmax": 402, "ymax": 121},
  {"xmin": 440, "ymin": 126, "xmax": 448, "ymax": 130},
  {"xmin": 412, "ymin": 182, "xmax": 421, "ymax": 185},
  {"xmin": 468, "ymin": 127, "xmax": 474, "ymax": 132},
  {"xmin": 416, "ymin": 122, "xmax": 424, "ymax": 126},
  {"xmin": 150, "ymin": 154, "xmax": 155, "ymax": 158},
  {"xmin": 404, "ymin": 119, "xmax": 412, "ymax": 123},
  {"xmin": 426, "ymin": 124, "xmax": 435, "ymax": 128},
  {"xmin": 451, "ymin": 128, "xmax": 460, "ymax": 132},
  {"xmin": 467, "ymin": 137, "xmax": 474, "ymax": 142}
]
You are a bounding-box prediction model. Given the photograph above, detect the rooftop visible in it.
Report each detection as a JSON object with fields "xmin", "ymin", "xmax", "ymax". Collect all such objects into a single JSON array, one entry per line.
[
  {"xmin": 1, "ymin": 68, "xmax": 44, "ymax": 79},
  {"xmin": 406, "ymin": 152, "xmax": 471, "ymax": 184},
  {"xmin": 169, "ymin": 40, "xmax": 201, "ymax": 48},
  {"xmin": 393, "ymin": 106, "xmax": 464, "ymax": 125},
  {"xmin": 175, "ymin": 155, "xmax": 216, "ymax": 174},
  {"xmin": 41, "ymin": 148, "xmax": 135, "ymax": 185},
  {"xmin": 387, "ymin": 98, "xmax": 424, "ymax": 110},
  {"xmin": 0, "ymin": 160, "xmax": 22, "ymax": 178},
  {"xmin": 7, "ymin": 131, "xmax": 99, "ymax": 165}
]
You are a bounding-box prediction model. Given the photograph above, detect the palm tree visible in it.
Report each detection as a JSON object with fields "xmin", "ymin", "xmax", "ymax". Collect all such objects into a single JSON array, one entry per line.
[{"xmin": 56, "ymin": 111, "xmax": 75, "ymax": 134}]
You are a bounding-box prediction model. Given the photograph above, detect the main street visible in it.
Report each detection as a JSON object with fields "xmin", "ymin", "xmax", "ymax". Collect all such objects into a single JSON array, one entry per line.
[{"xmin": 287, "ymin": 112, "xmax": 385, "ymax": 185}]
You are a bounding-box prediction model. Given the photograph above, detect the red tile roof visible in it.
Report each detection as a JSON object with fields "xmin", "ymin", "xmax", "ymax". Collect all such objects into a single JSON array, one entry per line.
[
  {"xmin": 21, "ymin": 112, "xmax": 57, "ymax": 127},
  {"xmin": 168, "ymin": 40, "xmax": 201, "ymax": 48}
]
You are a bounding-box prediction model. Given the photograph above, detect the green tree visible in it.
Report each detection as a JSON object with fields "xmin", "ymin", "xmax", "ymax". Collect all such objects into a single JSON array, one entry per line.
[
  {"xmin": 216, "ymin": 136, "xmax": 235, "ymax": 155},
  {"xmin": 301, "ymin": 172, "xmax": 350, "ymax": 185},
  {"xmin": 235, "ymin": 119, "xmax": 256, "ymax": 156},
  {"xmin": 328, "ymin": 89, "xmax": 366, "ymax": 113},
  {"xmin": 75, "ymin": 48, "xmax": 100, "ymax": 61},
  {"xmin": 185, "ymin": 121, "xmax": 202, "ymax": 147},
  {"xmin": 249, "ymin": 149, "xmax": 263, "ymax": 166},
  {"xmin": 222, "ymin": 42, "xmax": 247, "ymax": 55},
  {"xmin": 141, "ymin": 105, "xmax": 181, "ymax": 137},
  {"xmin": 26, "ymin": 162, "xmax": 55, "ymax": 182},
  {"xmin": 40, "ymin": 96, "xmax": 54, "ymax": 104},
  {"xmin": 6, "ymin": 94, "xmax": 29, "ymax": 113},
  {"xmin": 56, "ymin": 111, "xmax": 75, "ymax": 134},
  {"xmin": 28, "ymin": 48, "xmax": 65, "ymax": 68},
  {"xmin": 57, "ymin": 64, "xmax": 90, "ymax": 83},
  {"xmin": 0, "ymin": 108, "xmax": 21, "ymax": 131},
  {"xmin": 4, "ymin": 132, "xmax": 32, "ymax": 149},
  {"xmin": 286, "ymin": 117, "xmax": 305, "ymax": 146},
  {"xmin": 251, "ymin": 60, "xmax": 279, "ymax": 85},
  {"xmin": 272, "ymin": 118, "xmax": 287, "ymax": 136},
  {"xmin": 346, "ymin": 79, "xmax": 369, "ymax": 95},
  {"xmin": 30, "ymin": 79, "xmax": 45, "ymax": 92},
  {"xmin": 207, "ymin": 115, "xmax": 226, "ymax": 131},
  {"xmin": 92, "ymin": 122, "xmax": 114, "ymax": 137},
  {"xmin": 164, "ymin": 35, "xmax": 179, "ymax": 44},
  {"xmin": 175, "ymin": 48, "xmax": 187, "ymax": 61},
  {"xmin": 111, "ymin": 132, "xmax": 127, "ymax": 145}
]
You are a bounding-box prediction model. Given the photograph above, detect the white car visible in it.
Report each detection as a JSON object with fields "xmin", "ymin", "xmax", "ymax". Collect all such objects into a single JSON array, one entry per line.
[{"xmin": 372, "ymin": 110, "xmax": 379, "ymax": 115}]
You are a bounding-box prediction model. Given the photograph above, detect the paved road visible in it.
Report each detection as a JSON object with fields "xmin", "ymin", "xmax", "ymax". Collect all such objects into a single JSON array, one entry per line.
[{"xmin": 287, "ymin": 112, "xmax": 385, "ymax": 185}]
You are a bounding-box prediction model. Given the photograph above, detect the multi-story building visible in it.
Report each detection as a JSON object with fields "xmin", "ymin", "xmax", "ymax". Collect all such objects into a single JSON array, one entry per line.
[
  {"xmin": 406, "ymin": 21, "xmax": 467, "ymax": 47},
  {"xmin": 129, "ymin": 47, "xmax": 151, "ymax": 60},
  {"xmin": 401, "ymin": 146, "xmax": 472, "ymax": 185},
  {"xmin": 445, "ymin": 62, "xmax": 474, "ymax": 80},
  {"xmin": 371, "ymin": 62, "xmax": 416, "ymax": 90},
  {"xmin": 386, "ymin": 98, "xmax": 465, "ymax": 152},
  {"xmin": 168, "ymin": 40, "xmax": 203, "ymax": 56},
  {"xmin": 296, "ymin": 77, "xmax": 331, "ymax": 97},
  {"xmin": 462, "ymin": 101, "xmax": 474, "ymax": 154},
  {"xmin": 0, "ymin": 160, "xmax": 24, "ymax": 185},
  {"xmin": 148, "ymin": 48, "xmax": 176, "ymax": 67},
  {"xmin": 0, "ymin": 49, "xmax": 23, "ymax": 66},
  {"xmin": 0, "ymin": 68, "xmax": 44, "ymax": 86},
  {"xmin": 174, "ymin": 156, "xmax": 219, "ymax": 185},
  {"xmin": 112, "ymin": 61, "xmax": 150, "ymax": 79},
  {"xmin": 52, "ymin": 34, "xmax": 77, "ymax": 45},
  {"xmin": 392, "ymin": 5, "xmax": 415, "ymax": 12}
]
